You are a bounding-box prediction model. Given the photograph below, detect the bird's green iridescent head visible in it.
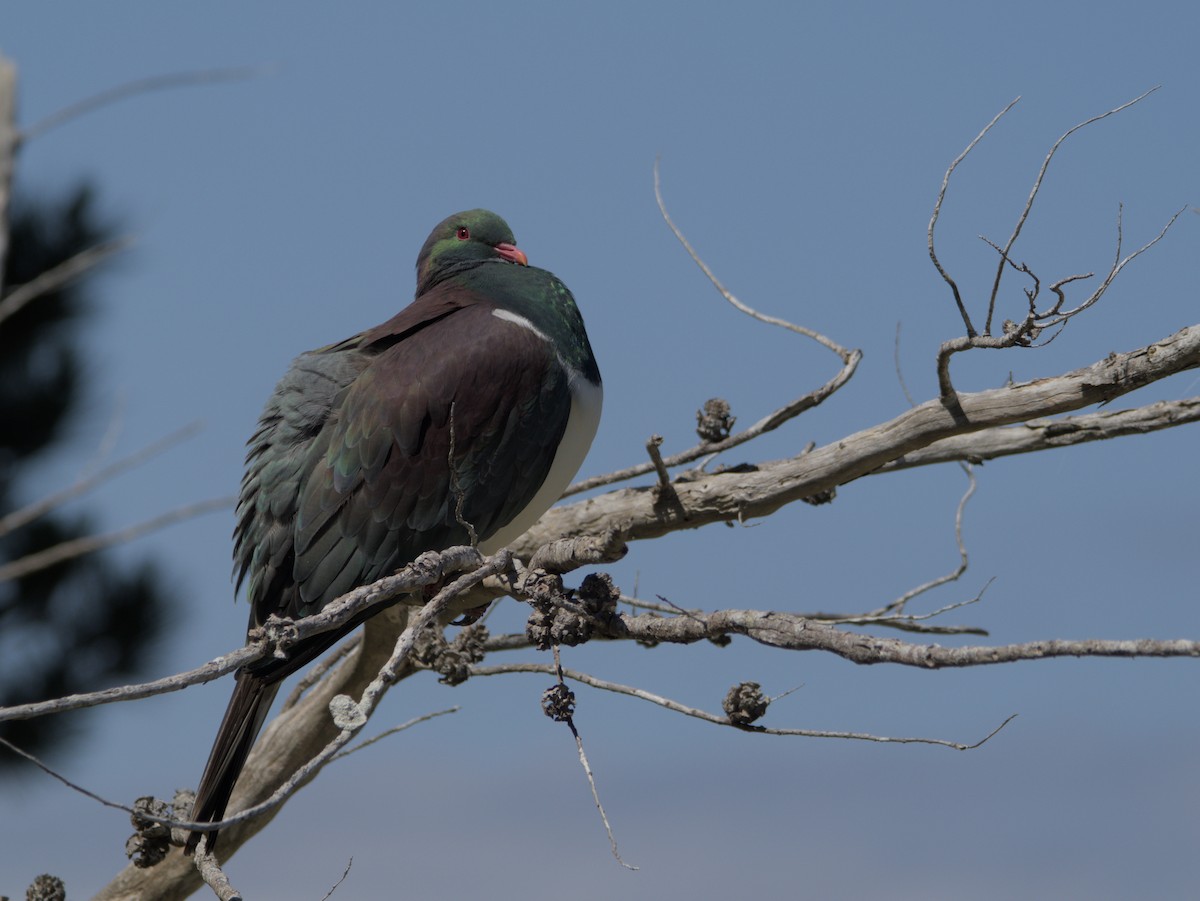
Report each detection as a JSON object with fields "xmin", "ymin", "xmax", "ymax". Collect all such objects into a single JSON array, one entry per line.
[{"xmin": 416, "ymin": 209, "xmax": 529, "ymax": 295}]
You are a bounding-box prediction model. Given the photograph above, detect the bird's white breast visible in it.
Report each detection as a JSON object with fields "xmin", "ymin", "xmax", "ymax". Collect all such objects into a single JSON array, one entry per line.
[{"xmin": 481, "ymin": 309, "xmax": 603, "ymax": 552}]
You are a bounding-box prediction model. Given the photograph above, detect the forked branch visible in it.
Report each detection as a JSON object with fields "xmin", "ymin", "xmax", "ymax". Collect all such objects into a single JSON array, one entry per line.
[{"xmin": 927, "ymin": 89, "xmax": 1182, "ymax": 399}]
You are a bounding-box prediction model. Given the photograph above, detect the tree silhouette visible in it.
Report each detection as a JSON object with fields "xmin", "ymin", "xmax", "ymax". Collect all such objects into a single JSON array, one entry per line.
[{"xmin": 0, "ymin": 184, "xmax": 170, "ymax": 764}]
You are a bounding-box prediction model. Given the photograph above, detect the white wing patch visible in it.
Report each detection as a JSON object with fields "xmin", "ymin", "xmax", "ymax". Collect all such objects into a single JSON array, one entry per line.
[{"xmin": 492, "ymin": 308, "xmax": 550, "ymax": 342}]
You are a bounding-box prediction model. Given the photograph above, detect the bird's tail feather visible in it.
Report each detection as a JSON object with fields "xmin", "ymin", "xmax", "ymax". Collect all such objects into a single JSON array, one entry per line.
[{"xmin": 185, "ymin": 671, "xmax": 280, "ymax": 854}]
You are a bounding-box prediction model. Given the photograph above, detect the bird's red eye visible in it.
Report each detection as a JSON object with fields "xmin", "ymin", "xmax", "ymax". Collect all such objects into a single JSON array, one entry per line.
[{"xmin": 456, "ymin": 226, "xmax": 470, "ymax": 241}]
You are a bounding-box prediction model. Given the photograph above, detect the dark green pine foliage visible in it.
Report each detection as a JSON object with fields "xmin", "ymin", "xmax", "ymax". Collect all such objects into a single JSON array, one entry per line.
[{"xmin": 0, "ymin": 185, "xmax": 170, "ymax": 767}]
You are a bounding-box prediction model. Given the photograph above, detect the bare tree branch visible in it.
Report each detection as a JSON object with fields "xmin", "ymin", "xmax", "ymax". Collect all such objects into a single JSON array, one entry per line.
[
  {"xmin": 563, "ymin": 163, "xmax": 862, "ymax": 497},
  {"xmin": 870, "ymin": 464, "xmax": 976, "ymax": 617},
  {"xmin": 17, "ymin": 65, "xmax": 273, "ymax": 145},
  {"xmin": 0, "ymin": 235, "xmax": 133, "ymax": 328},
  {"xmin": 473, "ymin": 662, "xmax": 1016, "ymax": 750},
  {"xmin": 929, "ymin": 95, "xmax": 1021, "ymax": 337},
  {"xmin": 601, "ymin": 610, "xmax": 1200, "ymax": 666},
  {"xmin": 0, "ymin": 421, "xmax": 203, "ymax": 538},
  {"xmin": 185, "ymin": 552, "xmax": 511, "ymax": 850},
  {"xmin": 0, "ymin": 495, "xmax": 235, "ymax": 583},
  {"xmin": 881, "ymin": 396, "xmax": 1200, "ymax": 472},
  {"xmin": 928, "ymin": 88, "xmax": 1178, "ymax": 400},
  {"xmin": 329, "ymin": 707, "xmax": 460, "ymax": 762},
  {"xmin": 545, "ymin": 645, "xmax": 636, "ymax": 870},
  {"xmin": 0, "ymin": 646, "xmax": 257, "ymax": 724},
  {"xmin": 984, "ymin": 87, "xmax": 1160, "ymax": 334},
  {"xmin": 520, "ymin": 324, "xmax": 1200, "ymax": 555}
]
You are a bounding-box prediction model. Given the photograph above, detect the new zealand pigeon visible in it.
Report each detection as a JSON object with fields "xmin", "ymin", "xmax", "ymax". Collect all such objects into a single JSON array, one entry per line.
[{"xmin": 186, "ymin": 209, "xmax": 602, "ymax": 853}]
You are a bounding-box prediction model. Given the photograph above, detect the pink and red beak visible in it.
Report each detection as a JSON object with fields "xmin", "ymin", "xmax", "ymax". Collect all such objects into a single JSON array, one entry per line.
[{"xmin": 494, "ymin": 242, "xmax": 528, "ymax": 266}]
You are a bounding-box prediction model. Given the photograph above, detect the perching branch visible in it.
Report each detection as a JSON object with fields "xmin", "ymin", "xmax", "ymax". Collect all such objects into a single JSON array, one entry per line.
[
  {"xmin": 518, "ymin": 324, "xmax": 1200, "ymax": 557},
  {"xmin": 188, "ymin": 551, "xmax": 511, "ymax": 848},
  {"xmin": 0, "ymin": 546, "xmax": 481, "ymax": 724}
]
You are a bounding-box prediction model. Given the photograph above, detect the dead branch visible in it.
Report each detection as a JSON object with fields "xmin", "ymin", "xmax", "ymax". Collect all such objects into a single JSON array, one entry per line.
[
  {"xmin": 0, "ymin": 421, "xmax": 203, "ymax": 538},
  {"xmin": 600, "ymin": 610, "xmax": 1200, "ymax": 666},
  {"xmin": 184, "ymin": 552, "xmax": 510, "ymax": 898},
  {"xmin": 17, "ymin": 65, "xmax": 272, "ymax": 145},
  {"xmin": 880, "ymin": 396, "xmax": 1200, "ymax": 472},
  {"xmin": 473, "ymin": 662, "xmax": 1015, "ymax": 750},
  {"xmin": 0, "ymin": 235, "xmax": 133, "ymax": 327},
  {"xmin": 0, "ymin": 496, "xmax": 234, "ymax": 583},
  {"xmin": 869, "ymin": 464, "xmax": 976, "ymax": 618},
  {"xmin": 927, "ymin": 89, "xmax": 1179, "ymax": 399},
  {"xmin": 563, "ymin": 164, "xmax": 861, "ymax": 497},
  {"xmin": 983, "ymin": 88, "xmax": 1160, "ymax": 333},
  {"xmin": 544, "ymin": 645, "xmax": 636, "ymax": 870},
  {"xmin": 0, "ymin": 646, "xmax": 256, "ymax": 724},
  {"xmin": 518, "ymin": 324, "xmax": 1200, "ymax": 556},
  {"xmin": 936, "ymin": 206, "xmax": 1184, "ymax": 398},
  {"xmin": 929, "ymin": 96, "xmax": 1021, "ymax": 337},
  {"xmin": 0, "ymin": 547, "xmax": 480, "ymax": 724},
  {"xmin": 329, "ymin": 707, "xmax": 460, "ymax": 762}
]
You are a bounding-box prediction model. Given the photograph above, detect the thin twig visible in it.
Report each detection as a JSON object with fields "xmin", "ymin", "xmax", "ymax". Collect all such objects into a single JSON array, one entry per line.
[
  {"xmin": 1037, "ymin": 205, "xmax": 1185, "ymax": 327},
  {"xmin": 448, "ymin": 402, "xmax": 479, "ymax": 547},
  {"xmin": 929, "ymin": 96, "xmax": 1021, "ymax": 337},
  {"xmin": 0, "ymin": 734, "xmax": 137, "ymax": 812},
  {"xmin": 894, "ymin": 321, "xmax": 916, "ymax": 407},
  {"xmin": 474, "ymin": 663, "xmax": 1015, "ymax": 751},
  {"xmin": 0, "ymin": 496, "xmax": 235, "ymax": 583},
  {"xmin": 870, "ymin": 463, "xmax": 977, "ymax": 617},
  {"xmin": 319, "ymin": 859, "xmax": 354, "ymax": 901},
  {"xmin": 655, "ymin": 159, "xmax": 853, "ymax": 361},
  {"xmin": 984, "ymin": 87, "xmax": 1160, "ymax": 334},
  {"xmin": 0, "ymin": 421, "xmax": 204, "ymax": 537},
  {"xmin": 329, "ymin": 708, "xmax": 460, "ymax": 762},
  {"xmin": 18, "ymin": 65, "xmax": 274, "ymax": 144},
  {"xmin": 826, "ymin": 578, "xmax": 993, "ymax": 631},
  {"xmin": 0, "ymin": 236, "xmax": 133, "ymax": 327},
  {"xmin": 551, "ymin": 645, "xmax": 637, "ymax": 870},
  {"xmin": 0, "ymin": 646, "xmax": 258, "ymax": 723},
  {"xmin": 565, "ymin": 160, "xmax": 860, "ymax": 496}
]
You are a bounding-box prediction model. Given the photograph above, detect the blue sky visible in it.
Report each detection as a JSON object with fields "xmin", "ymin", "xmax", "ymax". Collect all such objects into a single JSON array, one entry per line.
[{"xmin": 2, "ymin": 3, "xmax": 1198, "ymax": 898}]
